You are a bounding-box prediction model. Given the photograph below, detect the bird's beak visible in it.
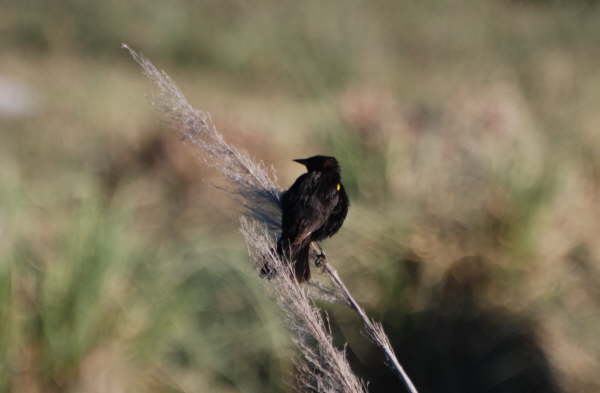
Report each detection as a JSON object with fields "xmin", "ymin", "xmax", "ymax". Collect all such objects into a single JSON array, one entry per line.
[{"xmin": 293, "ymin": 158, "xmax": 308, "ymax": 166}]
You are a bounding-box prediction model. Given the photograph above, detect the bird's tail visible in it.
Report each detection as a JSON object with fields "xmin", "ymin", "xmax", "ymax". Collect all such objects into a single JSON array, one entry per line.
[
  {"xmin": 259, "ymin": 237, "xmax": 310, "ymax": 283},
  {"xmin": 292, "ymin": 243, "xmax": 311, "ymax": 283}
]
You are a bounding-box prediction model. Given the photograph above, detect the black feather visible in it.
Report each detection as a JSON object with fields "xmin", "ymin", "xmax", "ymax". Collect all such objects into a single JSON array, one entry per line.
[{"xmin": 271, "ymin": 155, "xmax": 349, "ymax": 283}]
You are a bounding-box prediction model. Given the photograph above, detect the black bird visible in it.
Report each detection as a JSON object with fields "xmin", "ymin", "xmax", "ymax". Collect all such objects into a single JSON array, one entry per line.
[{"xmin": 271, "ymin": 155, "xmax": 349, "ymax": 282}]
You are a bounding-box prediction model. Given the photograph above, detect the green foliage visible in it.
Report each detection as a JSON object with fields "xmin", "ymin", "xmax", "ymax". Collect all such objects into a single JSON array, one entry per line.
[{"xmin": 0, "ymin": 187, "xmax": 288, "ymax": 392}]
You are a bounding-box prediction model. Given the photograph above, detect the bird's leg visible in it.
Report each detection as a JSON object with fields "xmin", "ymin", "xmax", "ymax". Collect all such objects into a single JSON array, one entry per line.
[{"xmin": 312, "ymin": 242, "xmax": 327, "ymax": 269}]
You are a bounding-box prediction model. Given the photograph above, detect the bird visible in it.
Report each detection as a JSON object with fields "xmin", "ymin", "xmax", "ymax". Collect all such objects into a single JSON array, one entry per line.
[{"xmin": 265, "ymin": 155, "xmax": 349, "ymax": 282}]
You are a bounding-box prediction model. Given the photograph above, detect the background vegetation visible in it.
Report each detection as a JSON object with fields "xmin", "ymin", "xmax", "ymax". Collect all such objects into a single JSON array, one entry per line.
[{"xmin": 1, "ymin": 0, "xmax": 600, "ymax": 392}]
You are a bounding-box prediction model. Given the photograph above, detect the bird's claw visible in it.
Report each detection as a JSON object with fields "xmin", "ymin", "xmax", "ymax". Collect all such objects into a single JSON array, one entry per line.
[
  {"xmin": 312, "ymin": 242, "xmax": 328, "ymax": 271},
  {"xmin": 314, "ymin": 253, "xmax": 325, "ymax": 267},
  {"xmin": 314, "ymin": 252, "xmax": 328, "ymax": 275}
]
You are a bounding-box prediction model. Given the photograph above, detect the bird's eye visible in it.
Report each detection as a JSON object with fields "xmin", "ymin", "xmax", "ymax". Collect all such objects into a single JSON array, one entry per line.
[{"xmin": 336, "ymin": 184, "xmax": 341, "ymax": 191}]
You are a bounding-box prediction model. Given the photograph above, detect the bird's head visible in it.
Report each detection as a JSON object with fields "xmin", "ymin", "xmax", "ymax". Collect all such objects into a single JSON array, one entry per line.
[{"xmin": 293, "ymin": 155, "xmax": 340, "ymax": 173}]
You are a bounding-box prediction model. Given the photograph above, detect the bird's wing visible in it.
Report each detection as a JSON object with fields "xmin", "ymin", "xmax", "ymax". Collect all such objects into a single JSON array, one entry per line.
[
  {"xmin": 281, "ymin": 172, "xmax": 331, "ymax": 246},
  {"xmin": 317, "ymin": 183, "xmax": 349, "ymax": 238}
]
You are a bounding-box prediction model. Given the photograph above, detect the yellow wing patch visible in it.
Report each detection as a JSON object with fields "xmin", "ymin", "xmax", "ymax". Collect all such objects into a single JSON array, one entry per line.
[{"xmin": 336, "ymin": 184, "xmax": 341, "ymax": 191}]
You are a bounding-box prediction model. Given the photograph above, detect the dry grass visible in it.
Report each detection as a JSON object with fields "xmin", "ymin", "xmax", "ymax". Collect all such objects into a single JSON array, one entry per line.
[
  {"xmin": 124, "ymin": 44, "xmax": 418, "ymax": 393},
  {"xmin": 3, "ymin": 2, "xmax": 600, "ymax": 392}
]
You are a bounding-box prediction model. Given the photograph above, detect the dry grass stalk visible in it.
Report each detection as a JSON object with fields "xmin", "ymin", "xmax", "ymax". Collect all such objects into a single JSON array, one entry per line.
[
  {"xmin": 123, "ymin": 43, "xmax": 417, "ymax": 393},
  {"xmin": 318, "ymin": 254, "xmax": 418, "ymax": 393},
  {"xmin": 121, "ymin": 43, "xmax": 281, "ymax": 230},
  {"xmin": 241, "ymin": 219, "xmax": 367, "ymax": 393}
]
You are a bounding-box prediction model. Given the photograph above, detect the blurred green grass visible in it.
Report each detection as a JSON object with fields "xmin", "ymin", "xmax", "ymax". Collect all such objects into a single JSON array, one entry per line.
[{"xmin": 2, "ymin": 0, "xmax": 600, "ymax": 392}]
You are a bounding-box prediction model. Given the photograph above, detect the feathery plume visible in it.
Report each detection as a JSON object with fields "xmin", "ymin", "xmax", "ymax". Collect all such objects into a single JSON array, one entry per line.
[{"xmin": 123, "ymin": 43, "xmax": 417, "ymax": 393}]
